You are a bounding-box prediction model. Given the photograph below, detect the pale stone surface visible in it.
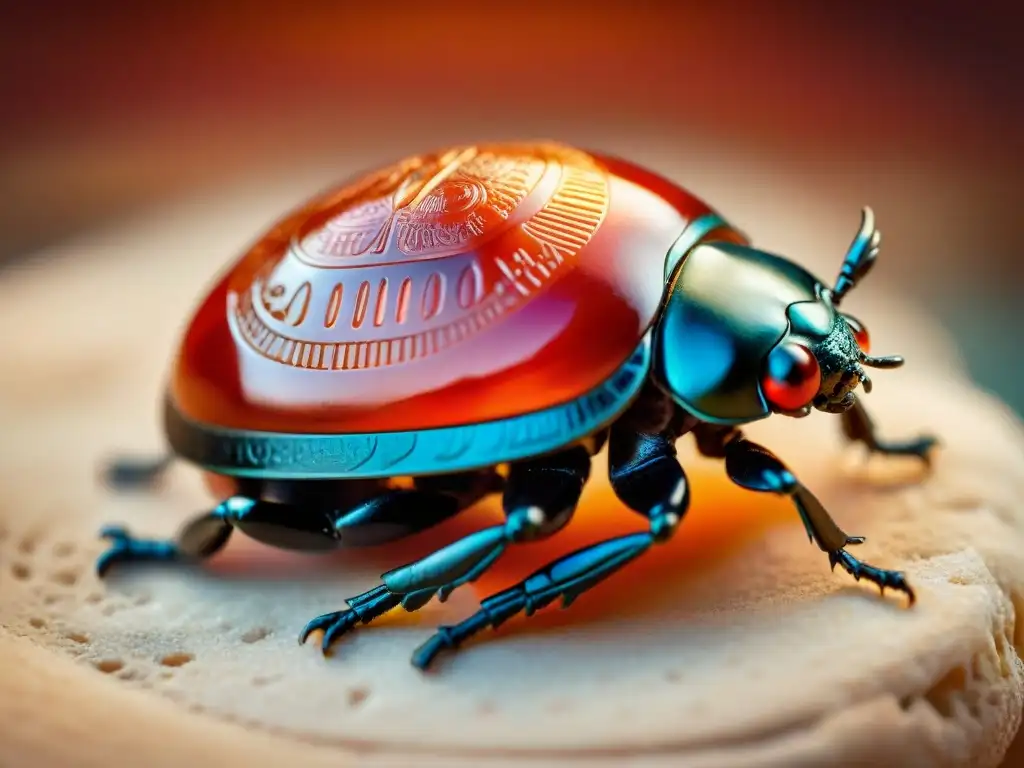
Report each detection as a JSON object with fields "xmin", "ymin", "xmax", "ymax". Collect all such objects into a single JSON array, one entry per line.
[{"xmin": 1, "ymin": 162, "xmax": 1023, "ymax": 767}]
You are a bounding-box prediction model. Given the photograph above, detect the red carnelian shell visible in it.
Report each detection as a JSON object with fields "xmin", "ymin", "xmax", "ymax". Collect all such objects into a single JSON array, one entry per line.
[{"xmin": 169, "ymin": 142, "xmax": 739, "ymax": 435}]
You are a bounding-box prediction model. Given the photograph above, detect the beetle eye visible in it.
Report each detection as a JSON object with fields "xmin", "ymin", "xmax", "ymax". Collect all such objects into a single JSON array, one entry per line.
[
  {"xmin": 761, "ymin": 343, "xmax": 821, "ymax": 411},
  {"xmin": 843, "ymin": 314, "xmax": 870, "ymax": 352}
]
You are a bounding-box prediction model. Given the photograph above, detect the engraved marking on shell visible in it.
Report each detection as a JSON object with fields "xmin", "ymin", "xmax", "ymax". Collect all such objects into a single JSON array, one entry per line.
[{"xmin": 231, "ymin": 146, "xmax": 610, "ymax": 370}]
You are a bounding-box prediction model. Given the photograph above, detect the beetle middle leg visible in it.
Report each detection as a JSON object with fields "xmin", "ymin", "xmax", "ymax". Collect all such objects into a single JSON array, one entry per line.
[
  {"xmin": 410, "ymin": 421, "xmax": 691, "ymax": 670},
  {"xmin": 840, "ymin": 395, "xmax": 938, "ymax": 463},
  {"xmin": 299, "ymin": 444, "xmax": 594, "ymax": 654},
  {"xmin": 94, "ymin": 472, "xmax": 499, "ymax": 577},
  {"xmin": 696, "ymin": 424, "xmax": 915, "ymax": 603}
]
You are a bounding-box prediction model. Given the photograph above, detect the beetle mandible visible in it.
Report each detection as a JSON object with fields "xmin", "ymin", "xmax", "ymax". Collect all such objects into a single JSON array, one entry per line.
[{"xmin": 96, "ymin": 142, "xmax": 938, "ymax": 670}]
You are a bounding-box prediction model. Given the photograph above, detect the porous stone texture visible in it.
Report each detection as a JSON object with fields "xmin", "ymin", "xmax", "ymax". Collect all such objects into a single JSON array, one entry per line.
[{"xmin": 1, "ymin": 167, "xmax": 1023, "ymax": 767}]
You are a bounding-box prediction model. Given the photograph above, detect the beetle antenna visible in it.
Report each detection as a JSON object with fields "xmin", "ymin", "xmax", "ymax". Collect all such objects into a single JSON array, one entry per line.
[
  {"xmin": 861, "ymin": 352, "xmax": 904, "ymax": 369},
  {"xmin": 859, "ymin": 369, "xmax": 873, "ymax": 393},
  {"xmin": 832, "ymin": 206, "xmax": 880, "ymax": 307}
]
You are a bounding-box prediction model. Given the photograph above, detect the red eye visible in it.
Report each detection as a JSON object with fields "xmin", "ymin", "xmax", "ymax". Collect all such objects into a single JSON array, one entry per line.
[
  {"xmin": 761, "ymin": 343, "xmax": 821, "ymax": 411},
  {"xmin": 844, "ymin": 314, "xmax": 870, "ymax": 352}
]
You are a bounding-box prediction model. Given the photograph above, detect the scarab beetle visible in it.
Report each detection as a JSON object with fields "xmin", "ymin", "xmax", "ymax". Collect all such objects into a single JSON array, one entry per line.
[{"xmin": 98, "ymin": 141, "xmax": 937, "ymax": 670}]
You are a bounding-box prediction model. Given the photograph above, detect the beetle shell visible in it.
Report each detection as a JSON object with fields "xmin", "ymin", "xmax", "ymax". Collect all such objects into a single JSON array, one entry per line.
[{"xmin": 166, "ymin": 142, "xmax": 745, "ymax": 477}]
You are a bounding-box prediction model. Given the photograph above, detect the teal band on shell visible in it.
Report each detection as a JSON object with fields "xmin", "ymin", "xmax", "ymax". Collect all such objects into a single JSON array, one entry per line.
[{"xmin": 164, "ymin": 334, "xmax": 652, "ymax": 480}]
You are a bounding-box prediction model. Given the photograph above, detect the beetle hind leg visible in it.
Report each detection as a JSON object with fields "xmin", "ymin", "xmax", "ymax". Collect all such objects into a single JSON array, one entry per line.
[
  {"xmin": 300, "ymin": 446, "xmax": 592, "ymax": 655},
  {"xmin": 94, "ymin": 475, "xmax": 492, "ymax": 578},
  {"xmin": 100, "ymin": 453, "xmax": 175, "ymax": 491},
  {"xmin": 95, "ymin": 498, "xmax": 239, "ymax": 576}
]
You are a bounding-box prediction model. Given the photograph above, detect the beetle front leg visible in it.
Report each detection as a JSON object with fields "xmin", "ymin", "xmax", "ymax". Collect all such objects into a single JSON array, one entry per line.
[
  {"xmin": 841, "ymin": 396, "xmax": 938, "ymax": 464},
  {"xmin": 699, "ymin": 427, "xmax": 914, "ymax": 604},
  {"xmin": 301, "ymin": 446, "xmax": 592, "ymax": 655}
]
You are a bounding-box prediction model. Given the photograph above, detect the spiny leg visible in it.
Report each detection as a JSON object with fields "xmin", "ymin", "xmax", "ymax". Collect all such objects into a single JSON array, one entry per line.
[
  {"xmin": 412, "ymin": 422, "xmax": 691, "ymax": 670},
  {"xmin": 95, "ymin": 476, "xmax": 486, "ymax": 577},
  {"xmin": 97, "ymin": 496, "xmax": 244, "ymax": 576},
  {"xmin": 100, "ymin": 453, "xmax": 175, "ymax": 491},
  {"xmin": 301, "ymin": 446, "xmax": 592, "ymax": 654},
  {"xmin": 841, "ymin": 395, "xmax": 938, "ymax": 463},
  {"xmin": 696, "ymin": 425, "xmax": 914, "ymax": 603}
]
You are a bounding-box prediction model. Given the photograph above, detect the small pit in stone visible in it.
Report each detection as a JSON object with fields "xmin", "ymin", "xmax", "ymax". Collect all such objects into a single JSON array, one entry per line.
[
  {"xmin": 11, "ymin": 563, "xmax": 31, "ymax": 580},
  {"xmin": 29, "ymin": 617, "xmax": 46, "ymax": 629},
  {"xmin": 241, "ymin": 627, "xmax": 271, "ymax": 644},
  {"xmin": 65, "ymin": 631, "xmax": 89, "ymax": 644},
  {"xmin": 347, "ymin": 687, "xmax": 370, "ymax": 707},
  {"xmin": 51, "ymin": 569, "xmax": 79, "ymax": 586},
  {"xmin": 53, "ymin": 542, "xmax": 75, "ymax": 557},
  {"xmin": 160, "ymin": 652, "xmax": 194, "ymax": 668},
  {"xmin": 94, "ymin": 659, "xmax": 124, "ymax": 674}
]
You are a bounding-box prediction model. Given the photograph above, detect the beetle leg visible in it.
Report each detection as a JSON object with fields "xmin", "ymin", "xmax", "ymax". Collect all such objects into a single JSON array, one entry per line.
[
  {"xmin": 95, "ymin": 497, "xmax": 242, "ymax": 576},
  {"xmin": 300, "ymin": 446, "xmax": 591, "ymax": 656},
  {"xmin": 95, "ymin": 477, "xmax": 487, "ymax": 578},
  {"xmin": 100, "ymin": 453, "xmax": 175, "ymax": 491},
  {"xmin": 697, "ymin": 426, "xmax": 915, "ymax": 604},
  {"xmin": 410, "ymin": 422, "xmax": 690, "ymax": 670},
  {"xmin": 840, "ymin": 396, "xmax": 939, "ymax": 464}
]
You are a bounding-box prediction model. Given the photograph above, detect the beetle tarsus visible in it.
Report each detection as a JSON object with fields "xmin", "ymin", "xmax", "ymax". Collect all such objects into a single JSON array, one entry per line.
[
  {"xmin": 830, "ymin": 548, "xmax": 915, "ymax": 605},
  {"xmin": 95, "ymin": 525, "xmax": 180, "ymax": 576},
  {"xmin": 307, "ymin": 447, "xmax": 591, "ymax": 657},
  {"xmin": 412, "ymin": 530, "xmax": 660, "ymax": 670},
  {"xmin": 299, "ymin": 585, "xmax": 399, "ymax": 653},
  {"xmin": 694, "ymin": 425, "xmax": 916, "ymax": 604},
  {"xmin": 840, "ymin": 397, "xmax": 939, "ymax": 465},
  {"xmin": 95, "ymin": 501, "xmax": 240, "ymax": 577}
]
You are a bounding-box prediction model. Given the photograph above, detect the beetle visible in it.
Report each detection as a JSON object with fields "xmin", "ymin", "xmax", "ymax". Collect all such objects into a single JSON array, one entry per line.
[{"xmin": 96, "ymin": 141, "xmax": 938, "ymax": 670}]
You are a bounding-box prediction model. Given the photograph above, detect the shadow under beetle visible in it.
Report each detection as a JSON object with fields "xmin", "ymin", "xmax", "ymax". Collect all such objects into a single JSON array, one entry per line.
[{"xmin": 96, "ymin": 142, "xmax": 938, "ymax": 670}]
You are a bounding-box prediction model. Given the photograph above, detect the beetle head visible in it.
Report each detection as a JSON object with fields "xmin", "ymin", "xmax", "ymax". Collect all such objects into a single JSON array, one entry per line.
[
  {"xmin": 655, "ymin": 206, "xmax": 903, "ymax": 425},
  {"xmin": 760, "ymin": 207, "xmax": 904, "ymax": 418}
]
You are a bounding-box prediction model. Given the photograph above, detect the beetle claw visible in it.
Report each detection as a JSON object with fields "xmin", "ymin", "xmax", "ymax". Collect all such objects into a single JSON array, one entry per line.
[
  {"xmin": 299, "ymin": 610, "xmax": 357, "ymax": 652},
  {"xmin": 94, "ymin": 525, "xmax": 179, "ymax": 577},
  {"xmin": 828, "ymin": 548, "xmax": 915, "ymax": 605}
]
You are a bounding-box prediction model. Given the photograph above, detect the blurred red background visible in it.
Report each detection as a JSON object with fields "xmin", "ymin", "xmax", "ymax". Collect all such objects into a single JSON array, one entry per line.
[{"xmin": 2, "ymin": 3, "xmax": 1021, "ymax": 414}]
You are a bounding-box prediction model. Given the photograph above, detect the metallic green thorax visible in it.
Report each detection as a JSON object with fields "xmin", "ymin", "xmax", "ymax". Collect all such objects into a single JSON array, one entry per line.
[{"xmin": 653, "ymin": 241, "xmax": 825, "ymax": 424}]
